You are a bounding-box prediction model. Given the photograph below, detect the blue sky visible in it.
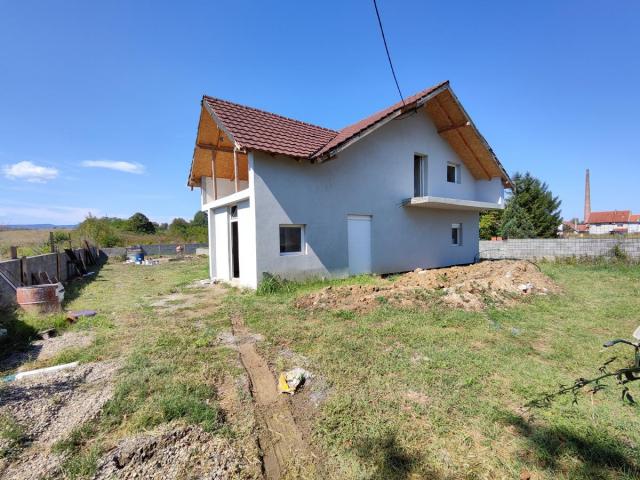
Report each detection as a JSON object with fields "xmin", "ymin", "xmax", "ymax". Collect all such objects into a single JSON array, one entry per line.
[{"xmin": 1, "ymin": 0, "xmax": 638, "ymax": 225}]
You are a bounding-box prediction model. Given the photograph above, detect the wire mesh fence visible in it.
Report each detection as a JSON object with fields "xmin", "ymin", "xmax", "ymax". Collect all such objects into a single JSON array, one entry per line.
[{"xmin": 479, "ymin": 237, "xmax": 640, "ymax": 261}]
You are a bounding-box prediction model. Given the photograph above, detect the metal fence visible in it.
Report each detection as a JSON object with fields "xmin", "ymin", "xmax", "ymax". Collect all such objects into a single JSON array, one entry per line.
[{"xmin": 479, "ymin": 237, "xmax": 640, "ymax": 261}]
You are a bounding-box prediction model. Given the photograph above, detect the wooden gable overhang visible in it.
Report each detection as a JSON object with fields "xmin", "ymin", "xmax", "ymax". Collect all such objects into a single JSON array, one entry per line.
[
  {"xmin": 424, "ymin": 88, "xmax": 513, "ymax": 188},
  {"xmin": 187, "ymin": 102, "xmax": 249, "ymax": 188}
]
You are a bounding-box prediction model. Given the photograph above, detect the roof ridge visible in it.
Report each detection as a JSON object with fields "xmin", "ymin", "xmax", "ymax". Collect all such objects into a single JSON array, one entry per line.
[
  {"xmin": 337, "ymin": 81, "xmax": 449, "ymax": 132},
  {"xmin": 203, "ymin": 95, "xmax": 339, "ymax": 134}
]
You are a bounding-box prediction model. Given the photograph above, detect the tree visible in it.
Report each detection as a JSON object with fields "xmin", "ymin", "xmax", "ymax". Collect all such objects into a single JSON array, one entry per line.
[
  {"xmin": 501, "ymin": 202, "xmax": 535, "ymax": 239},
  {"xmin": 501, "ymin": 172, "xmax": 561, "ymax": 238},
  {"xmin": 128, "ymin": 212, "xmax": 156, "ymax": 234},
  {"xmin": 192, "ymin": 210, "xmax": 208, "ymax": 228},
  {"xmin": 169, "ymin": 218, "xmax": 190, "ymax": 236},
  {"xmin": 77, "ymin": 214, "xmax": 123, "ymax": 247},
  {"xmin": 479, "ymin": 210, "xmax": 503, "ymax": 240}
]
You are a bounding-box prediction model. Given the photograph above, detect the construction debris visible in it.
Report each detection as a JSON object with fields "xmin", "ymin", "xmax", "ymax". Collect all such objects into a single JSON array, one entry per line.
[
  {"xmin": 66, "ymin": 309, "xmax": 97, "ymax": 322},
  {"xmin": 2, "ymin": 361, "xmax": 79, "ymax": 383},
  {"xmin": 278, "ymin": 368, "xmax": 311, "ymax": 395},
  {"xmin": 296, "ymin": 260, "xmax": 558, "ymax": 313}
]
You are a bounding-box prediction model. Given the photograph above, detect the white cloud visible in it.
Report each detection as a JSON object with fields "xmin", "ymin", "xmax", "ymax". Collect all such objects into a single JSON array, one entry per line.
[
  {"xmin": 81, "ymin": 160, "xmax": 145, "ymax": 174},
  {"xmin": 2, "ymin": 161, "xmax": 59, "ymax": 183},
  {"xmin": 0, "ymin": 203, "xmax": 101, "ymax": 225}
]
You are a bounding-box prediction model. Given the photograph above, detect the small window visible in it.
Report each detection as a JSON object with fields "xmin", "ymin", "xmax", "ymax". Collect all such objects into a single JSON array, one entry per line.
[
  {"xmin": 413, "ymin": 154, "xmax": 427, "ymax": 197},
  {"xmin": 447, "ymin": 163, "xmax": 460, "ymax": 184},
  {"xmin": 451, "ymin": 223, "xmax": 462, "ymax": 246},
  {"xmin": 230, "ymin": 205, "xmax": 238, "ymax": 218},
  {"xmin": 280, "ymin": 225, "xmax": 304, "ymax": 255}
]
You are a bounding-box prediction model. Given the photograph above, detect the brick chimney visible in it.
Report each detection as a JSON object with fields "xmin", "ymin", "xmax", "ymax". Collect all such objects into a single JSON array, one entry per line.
[{"xmin": 584, "ymin": 168, "xmax": 591, "ymax": 223}]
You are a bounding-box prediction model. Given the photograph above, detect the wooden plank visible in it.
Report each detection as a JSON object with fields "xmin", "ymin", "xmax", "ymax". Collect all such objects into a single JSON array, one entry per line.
[
  {"xmin": 233, "ymin": 148, "xmax": 239, "ymax": 191},
  {"xmin": 211, "ymin": 150, "xmax": 217, "ymax": 200}
]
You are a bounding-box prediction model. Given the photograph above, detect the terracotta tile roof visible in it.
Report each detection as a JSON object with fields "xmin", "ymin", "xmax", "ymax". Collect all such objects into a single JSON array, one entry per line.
[
  {"xmin": 203, "ymin": 81, "xmax": 448, "ymax": 160},
  {"xmin": 311, "ymin": 81, "xmax": 448, "ymax": 158},
  {"xmin": 630, "ymin": 214, "xmax": 640, "ymax": 222},
  {"xmin": 203, "ymin": 96, "xmax": 338, "ymax": 158},
  {"xmin": 586, "ymin": 210, "xmax": 631, "ymax": 224}
]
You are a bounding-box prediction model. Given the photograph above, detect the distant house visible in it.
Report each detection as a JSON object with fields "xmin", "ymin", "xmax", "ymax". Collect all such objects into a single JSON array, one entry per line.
[
  {"xmin": 187, "ymin": 81, "xmax": 512, "ymax": 288},
  {"xmin": 586, "ymin": 211, "xmax": 640, "ymax": 235}
]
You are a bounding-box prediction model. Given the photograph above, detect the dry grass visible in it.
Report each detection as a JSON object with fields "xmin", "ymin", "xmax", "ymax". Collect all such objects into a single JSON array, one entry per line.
[{"xmin": 0, "ymin": 229, "xmax": 74, "ymax": 258}]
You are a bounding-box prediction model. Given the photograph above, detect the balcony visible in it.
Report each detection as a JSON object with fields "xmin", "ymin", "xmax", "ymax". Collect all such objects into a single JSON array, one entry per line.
[{"xmin": 403, "ymin": 195, "xmax": 504, "ymax": 211}]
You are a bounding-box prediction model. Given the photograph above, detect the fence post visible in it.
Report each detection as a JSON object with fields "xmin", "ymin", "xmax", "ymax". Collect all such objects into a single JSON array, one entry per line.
[{"xmin": 9, "ymin": 246, "xmax": 18, "ymax": 260}]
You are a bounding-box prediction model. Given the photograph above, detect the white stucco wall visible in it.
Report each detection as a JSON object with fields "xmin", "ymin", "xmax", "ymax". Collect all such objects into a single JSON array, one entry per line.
[
  {"xmin": 201, "ymin": 177, "xmax": 249, "ymax": 206},
  {"xmin": 252, "ymin": 107, "xmax": 495, "ymax": 282},
  {"xmin": 207, "ymin": 154, "xmax": 258, "ymax": 288}
]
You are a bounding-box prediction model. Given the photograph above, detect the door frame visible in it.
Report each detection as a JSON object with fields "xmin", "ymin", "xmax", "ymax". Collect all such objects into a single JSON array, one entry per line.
[{"xmin": 229, "ymin": 205, "xmax": 240, "ymax": 279}]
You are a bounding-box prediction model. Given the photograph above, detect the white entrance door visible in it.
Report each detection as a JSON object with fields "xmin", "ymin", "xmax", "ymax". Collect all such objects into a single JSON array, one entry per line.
[{"xmin": 347, "ymin": 215, "xmax": 372, "ymax": 275}]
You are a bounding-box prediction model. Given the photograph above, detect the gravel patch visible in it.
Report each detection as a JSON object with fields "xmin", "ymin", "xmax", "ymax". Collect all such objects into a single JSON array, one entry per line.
[
  {"xmin": 0, "ymin": 360, "xmax": 120, "ymax": 479},
  {"xmin": 93, "ymin": 424, "xmax": 260, "ymax": 479}
]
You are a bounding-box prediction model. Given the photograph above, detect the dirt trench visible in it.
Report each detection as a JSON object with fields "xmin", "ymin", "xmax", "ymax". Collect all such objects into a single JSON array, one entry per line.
[{"xmin": 230, "ymin": 314, "xmax": 315, "ymax": 479}]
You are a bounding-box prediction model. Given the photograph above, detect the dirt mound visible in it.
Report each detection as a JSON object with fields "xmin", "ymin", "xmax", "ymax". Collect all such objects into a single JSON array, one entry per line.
[
  {"xmin": 296, "ymin": 260, "xmax": 557, "ymax": 313},
  {"xmin": 93, "ymin": 425, "xmax": 260, "ymax": 480},
  {"xmin": 0, "ymin": 360, "xmax": 119, "ymax": 479}
]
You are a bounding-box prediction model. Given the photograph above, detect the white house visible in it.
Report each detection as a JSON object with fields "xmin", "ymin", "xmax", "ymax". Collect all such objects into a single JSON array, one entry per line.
[
  {"xmin": 187, "ymin": 81, "xmax": 512, "ymax": 288},
  {"xmin": 586, "ymin": 211, "xmax": 640, "ymax": 235}
]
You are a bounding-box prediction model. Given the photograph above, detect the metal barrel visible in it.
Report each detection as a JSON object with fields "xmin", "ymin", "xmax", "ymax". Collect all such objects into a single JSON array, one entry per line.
[{"xmin": 16, "ymin": 283, "xmax": 62, "ymax": 313}]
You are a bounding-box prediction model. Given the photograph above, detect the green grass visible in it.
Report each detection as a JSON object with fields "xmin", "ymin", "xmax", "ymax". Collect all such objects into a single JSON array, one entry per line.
[
  {"xmin": 231, "ymin": 262, "xmax": 640, "ymax": 479},
  {"xmin": 2, "ymin": 257, "xmax": 247, "ymax": 477}
]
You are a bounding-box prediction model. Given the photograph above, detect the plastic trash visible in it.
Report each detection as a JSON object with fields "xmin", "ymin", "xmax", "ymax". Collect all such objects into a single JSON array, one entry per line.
[
  {"xmin": 2, "ymin": 361, "xmax": 79, "ymax": 383},
  {"xmin": 278, "ymin": 367, "xmax": 311, "ymax": 395}
]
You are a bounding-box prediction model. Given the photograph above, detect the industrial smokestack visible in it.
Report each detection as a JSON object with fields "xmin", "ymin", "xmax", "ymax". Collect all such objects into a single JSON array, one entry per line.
[{"xmin": 584, "ymin": 168, "xmax": 591, "ymax": 223}]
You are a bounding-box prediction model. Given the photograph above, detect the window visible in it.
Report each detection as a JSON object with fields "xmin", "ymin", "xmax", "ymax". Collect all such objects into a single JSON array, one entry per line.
[
  {"xmin": 451, "ymin": 223, "xmax": 462, "ymax": 246},
  {"xmin": 280, "ymin": 225, "xmax": 305, "ymax": 255},
  {"xmin": 413, "ymin": 154, "xmax": 427, "ymax": 197},
  {"xmin": 447, "ymin": 163, "xmax": 460, "ymax": 184}
]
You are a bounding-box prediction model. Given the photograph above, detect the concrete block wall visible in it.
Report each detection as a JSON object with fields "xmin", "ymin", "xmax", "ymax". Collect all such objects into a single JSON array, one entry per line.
[
  {"xmin": 0, "ymin": 259, "xmax": 21, "ymax": 307},
  {"xmin": 0, "ymin": 246, "xmax": 97, "ymax": 307},
  {"xmin": 100, "ymin": 243, "xmax": 208, "ymax": 258},
  {"xmin": 480, "ymin": 238, "xmax": 640, "ymax": 260}
]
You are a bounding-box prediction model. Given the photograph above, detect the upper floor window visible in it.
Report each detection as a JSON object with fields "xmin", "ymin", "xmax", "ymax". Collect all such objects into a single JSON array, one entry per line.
[
  {"xmin": 413, "ymin": 154, "xmax": 427, "ymax": 197},
  {"xmin": 447, "ymin": 163, "xmax": 461, "ymax": 184}
]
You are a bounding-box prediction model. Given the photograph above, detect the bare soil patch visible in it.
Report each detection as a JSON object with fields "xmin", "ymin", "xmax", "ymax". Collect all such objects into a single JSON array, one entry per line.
[
  {"xmin": 229, "ymin": 314, "xmax": 316, "ymax": 479},
  {"xmin": 0, "ymin": 360, "xmax": 119, "ymax": 479},
  {"xmin": 296, "ymin": 260, "xmax": 558, "ymax": 313}
]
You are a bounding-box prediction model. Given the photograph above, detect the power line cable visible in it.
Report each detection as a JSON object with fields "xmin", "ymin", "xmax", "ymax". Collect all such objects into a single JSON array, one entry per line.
[{"xmin": 372, "ymin": 0, "xmax": 405, "ymax": 105}]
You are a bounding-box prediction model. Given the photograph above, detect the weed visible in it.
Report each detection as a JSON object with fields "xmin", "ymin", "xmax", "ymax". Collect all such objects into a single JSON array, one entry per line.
[
  {"xmin": 334, "ymin": 310, "xmax": 356, "ymax": 320},
  {"xmin": 0, "ymin": 414, "xmax": 28, "ymax": 459},
  {"xmin": 257, "ymin": 272, "xmax": 295, "ymax": 295}
]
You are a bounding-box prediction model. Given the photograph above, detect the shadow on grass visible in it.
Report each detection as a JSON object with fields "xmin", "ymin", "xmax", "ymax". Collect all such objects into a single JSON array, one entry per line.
[
  {"xmin": 354, "ymin": 430, "xmax": 436, "ymax": 480},
  {"xmin": 61, "ymin": 257, "xmax": 105, "ymax": 306},
  {"xmin": 502, "ymin": 412, "xmax": 640, "ymax": 478}
]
